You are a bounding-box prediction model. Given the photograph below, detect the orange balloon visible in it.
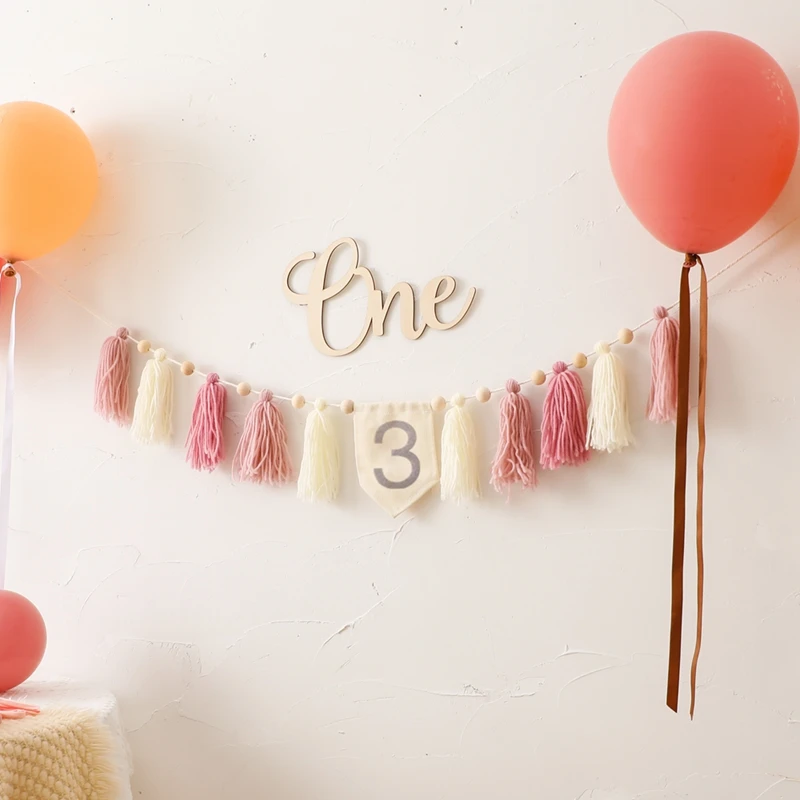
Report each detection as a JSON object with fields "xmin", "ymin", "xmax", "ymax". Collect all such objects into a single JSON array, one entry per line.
[{"xmin": 0, "ymin": 101, "xmax": 98, "ymax": 262}]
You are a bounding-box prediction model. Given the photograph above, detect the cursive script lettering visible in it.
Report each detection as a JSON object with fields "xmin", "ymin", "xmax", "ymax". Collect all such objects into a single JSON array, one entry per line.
[{"xmin": 282, "ymin": 237, "xmax": 477, "ymax": 357}]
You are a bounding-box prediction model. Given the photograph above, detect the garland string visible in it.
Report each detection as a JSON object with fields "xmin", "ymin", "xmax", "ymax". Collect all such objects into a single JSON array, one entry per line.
[{"xmin": 16, "ymin": 216, "xmax": 797, "ymax": 406}]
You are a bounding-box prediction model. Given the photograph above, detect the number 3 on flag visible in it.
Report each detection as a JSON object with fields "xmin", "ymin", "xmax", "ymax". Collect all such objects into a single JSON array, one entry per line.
[{"xmin": 354, "ymin": 403, "xmax": 439, "ymax": 516}]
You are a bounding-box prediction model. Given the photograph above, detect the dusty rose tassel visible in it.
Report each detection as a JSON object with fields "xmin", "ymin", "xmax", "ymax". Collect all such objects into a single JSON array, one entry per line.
[
  {"xmin": 232, "ymin": 390, "xmax": 293, "ymax": 486},
  {"xmin": 186, "ymin": 373, "xmax": 226, "ymax": 471},
  {"xmin": 94, "ymin": 327, "xmax": 131, "ymax": 425},
  {"xmin": 540, "ymin": 362, "xmax": 590, "ymax": 470},
  {"xmin": 647, "ymin": 306, "xmax": 680, "ymax": 423},
  {"xmin": 491, "ymin": 379, "xmax": 538, "ymax": 493}
]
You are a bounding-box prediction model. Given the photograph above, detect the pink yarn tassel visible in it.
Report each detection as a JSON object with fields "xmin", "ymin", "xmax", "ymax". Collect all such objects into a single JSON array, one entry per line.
[
  {"xmin": 94, "ymin": 327, "xmax": 131, "ymax": 425},
  {"xmin": 232, "ymin": 390, "xmax": 293, "ymax": 486},
  {"xmin": 491, "ymin": 379, "xmax": 538, "ymax": 493},
  {"xmin": 540, "ymin": 362, "xmax": 590, "ymax": 470},
  {"xmin": 647, "ymin": 306, "xmax": 680, "ymax": 423},
  {"xmin": 186, "ymin": 373, "xmax": 227, "ymax": 471}
]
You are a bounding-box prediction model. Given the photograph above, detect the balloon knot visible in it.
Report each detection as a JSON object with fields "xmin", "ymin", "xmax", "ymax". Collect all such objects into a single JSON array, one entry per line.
[{"xmin": 683, "ymin": 253, "xmax": 698, "ymax": 268}]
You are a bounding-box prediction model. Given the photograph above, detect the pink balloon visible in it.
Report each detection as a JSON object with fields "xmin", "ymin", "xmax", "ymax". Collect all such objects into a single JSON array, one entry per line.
[
  {"xmin": 608, "ymin": 32, "xmax": 798, "ymax": 254},
  {"xmin": 0, "ymin": 590, "xmax": 46, "ymax": 693}
]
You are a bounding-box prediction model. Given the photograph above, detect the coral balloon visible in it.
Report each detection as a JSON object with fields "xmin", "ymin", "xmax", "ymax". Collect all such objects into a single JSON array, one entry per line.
[
  {"xmin": 0, "ymin": 101, "xmax": 98, "ymax": 262},
  {"xmin": 608, "ymin": 32, "xmax": 798, "ymax": 254},
  {"xmin": 0, "ymin": 590, "xmax": 47, "ymax": 692}
]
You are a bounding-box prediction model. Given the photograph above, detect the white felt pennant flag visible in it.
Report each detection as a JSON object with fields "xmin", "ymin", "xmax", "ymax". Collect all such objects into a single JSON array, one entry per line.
[{"xmin": 353, "ymin": 402, "xmax": 439, "ymax": 517}]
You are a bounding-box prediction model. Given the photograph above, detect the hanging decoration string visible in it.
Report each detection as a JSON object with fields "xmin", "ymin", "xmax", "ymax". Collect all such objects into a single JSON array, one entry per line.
[
  {"xmin": 0, "ymin": 266, "xmax": 22, "ymax": 590},
  {"xmin": 690, "ymin": 257, "xmax": 708, "ymax": 719},
  {"xmin": 666, "ymin": 253, "xmax": 708, "ymax": 718},
  {"xmin": 14, "ymin": 218, "xmax": 796, "ymax": 408}
]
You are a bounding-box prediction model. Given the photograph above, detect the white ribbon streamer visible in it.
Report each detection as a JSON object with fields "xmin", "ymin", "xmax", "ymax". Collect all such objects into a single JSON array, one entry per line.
[{"xmin": 0, "ymin": 270, "xmax": 22, "ymax": 590}]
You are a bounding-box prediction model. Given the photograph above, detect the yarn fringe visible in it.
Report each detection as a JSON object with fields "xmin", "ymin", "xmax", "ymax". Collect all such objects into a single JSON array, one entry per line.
[
  {"xmin": 0, "ymin": 707, "xmax": 120, "ymax": 800},
  {"xmin": 297, "ymin": 400, "xmax": 339, "ymax": 502},
  {"xmin": 186, "ymin": 373, "xmax": 226, "ymax": 471},
  {"xmin": 540, "ymin": 362, "xmax": 589, "ymax": 469},
  {"xmin": 131, "ymin": 348, "xmax": 173, "ymax": 445},
  {"xmin": 94, "ymin": 327, "xmax": 131, "ymax": 425},
  {"xmin": 490, "ymin": 379, "xmax": 538, "ymax": 493},
  {"xmin": 440, "ymin": 395, "xmax": 480, "ymax": 502},
  {"xmin": 647, "ymin": 306, "xmax": 680, "ymax": 423},
  {"xmin": 586, "ymin": 341, "xmax": 634, "ymax": 452},
  {"xmin": 232, "ymin": 390, "xmax": 293, "ymax": 485}
]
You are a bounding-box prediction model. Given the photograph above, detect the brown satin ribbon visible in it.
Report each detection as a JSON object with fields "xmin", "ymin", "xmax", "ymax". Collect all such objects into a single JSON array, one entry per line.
[{"xmin": 666, "ymin": 254, "xmax": 707, "ymax": 718}]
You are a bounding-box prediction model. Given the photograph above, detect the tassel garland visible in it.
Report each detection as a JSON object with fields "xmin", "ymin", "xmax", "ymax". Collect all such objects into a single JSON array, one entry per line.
[
  {"xmin": 491, "ymin": 380, "xmax": 538, "ymax": 493},
  {"xmin": 103, "ymin": 297, "xmax": 648, "ymax": 500},
  {"xmin": 186, "ymin": 373, "xmax": 227, "ymax": 471},
  {"xmin": 440, "ymin": 394, "xmax": 480, "ymax": 502},
  {"xmin": 540, "ymin": 362, "xmax": 589, "ymax": 470},
  {"xmin": 94, "ymin": 327, "xmax": 131, "ymax": 425},
  {"xmin": 131, "ymin": 348, "xmax": 174, "ymax": 445},
  {"xmin": 647, "ymin": 306, "xmax": 680, "ymax": 423},
  {"xmin": 586, "ymin": 341, "xmax": 633, "ymax": 452},
  {"xmin": 232, "ymin": 390, "xmax": 293, "ymax": 485},
  {"xmin": 297, "ymin": 399, "xmax": 339, "ymax": 502}
]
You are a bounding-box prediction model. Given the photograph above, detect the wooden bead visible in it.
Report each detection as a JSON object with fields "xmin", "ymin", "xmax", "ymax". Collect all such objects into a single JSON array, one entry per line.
[
  {"xmin": 431, "ymin": 395, "xmax": 446, "ymax": 412},
  {"xmin": 475, "ymin": 386, "xmax": 491, "ymax": 403},
  {"xmin": 137, "ymin": 340, "xmax": 151, "ymax": 354},
  {"xmin": 573, "ymin": 352, "xmax": 588, "ymax": 369},
  {"xmin": 291, "ymin": 393, "xmax": 305, "ymax": 410},
  {"xmin": 531, "ymin": 369, "xmax": 546, "ymax": 386},
  {"xmin": 618, "ymin": 327, "xmax": 634, "ymax": 345},
  {"xmin": 340, "ymin": 399, "xmax": 355, "ymax": 414},
  {"xmin": 180, "ymin": 361, "xmax": 194, "ymax": 376},
  {"xmin": 237, "ymin": 382, "xmax": 251, "ymax": 397}
]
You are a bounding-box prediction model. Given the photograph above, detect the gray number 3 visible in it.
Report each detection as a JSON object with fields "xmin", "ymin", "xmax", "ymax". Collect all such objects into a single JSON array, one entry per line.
[{"xmin": 373, "ymin": 421, "xmax": 421, "ymax": 490}]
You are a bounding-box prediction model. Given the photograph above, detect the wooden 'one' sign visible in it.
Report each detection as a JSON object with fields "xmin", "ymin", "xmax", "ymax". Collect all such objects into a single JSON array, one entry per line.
[{"xmin": 282, "ymin": 237, "xmax": 477, "ymax": 357}]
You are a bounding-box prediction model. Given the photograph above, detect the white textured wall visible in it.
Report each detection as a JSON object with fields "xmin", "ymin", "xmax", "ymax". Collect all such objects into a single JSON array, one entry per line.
[{"xmin": 3, "ymin": 1, "xmax": 800, "ymax": 798}]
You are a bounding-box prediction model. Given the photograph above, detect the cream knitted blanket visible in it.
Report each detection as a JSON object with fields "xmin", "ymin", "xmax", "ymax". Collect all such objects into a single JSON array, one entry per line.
[{"xmin": 0, "ymin": 707, "xmax": 118, "ymax": 800}]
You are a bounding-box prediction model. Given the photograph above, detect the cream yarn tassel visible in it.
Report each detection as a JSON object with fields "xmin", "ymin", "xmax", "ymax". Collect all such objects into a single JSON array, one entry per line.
[
  {"xmin": 131, "ymin": 348, "xmax": 174, "ymax": 444},
  {"xmin": 297, "ymin": 398, "xmax": 339, "ymax": 502},
  {"xmin": 586, "ymin": 341, "xmax": 633, "ymax": 452},
  {"xmin": 440, "ymin": 394, "xmax": 480, "ymax": 502}
]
